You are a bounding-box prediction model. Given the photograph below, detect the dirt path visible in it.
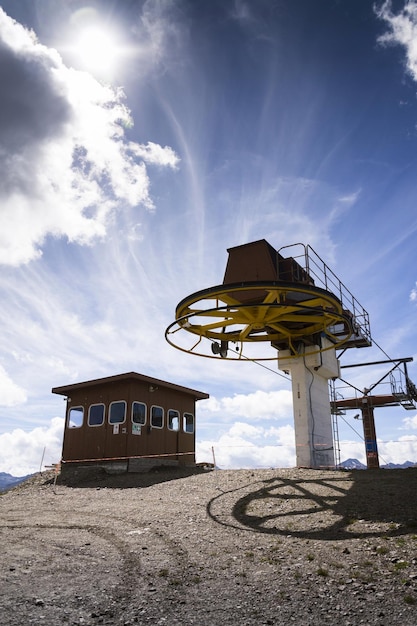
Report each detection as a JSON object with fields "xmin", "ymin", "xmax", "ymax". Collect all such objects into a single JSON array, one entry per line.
[{"xmin": 1, "ymin": 467, "xmax": 416, "ymax": 625}]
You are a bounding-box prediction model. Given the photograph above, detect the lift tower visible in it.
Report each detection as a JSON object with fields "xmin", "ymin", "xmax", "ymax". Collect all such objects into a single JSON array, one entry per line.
[
  {"xmin": 166, "ymin": 240, "xmax": 371, "ymax": 469},
  {"xmin": 332, "ymin": 357, "xmax": 417, "ymax": 468}
]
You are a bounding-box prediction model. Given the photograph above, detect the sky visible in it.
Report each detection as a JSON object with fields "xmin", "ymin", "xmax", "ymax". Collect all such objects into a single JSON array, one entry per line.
[{"xmin": 1, "ymin": 0, "xmax": 417, "ymax": 475}]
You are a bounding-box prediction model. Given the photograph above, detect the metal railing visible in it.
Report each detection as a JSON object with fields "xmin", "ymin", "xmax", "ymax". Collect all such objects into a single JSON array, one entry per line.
[{"xmin": 278, "ymin": 243, "xmax": 372, "ymax": 348}]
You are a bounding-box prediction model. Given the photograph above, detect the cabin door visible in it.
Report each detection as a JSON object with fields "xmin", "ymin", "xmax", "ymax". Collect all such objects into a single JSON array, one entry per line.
[
  {"xmin": 126, "ymin": 401, "xmax": 148, "ymax": 460},
  {"xmin": 104, "ymin": 401, "xmax": 129, "ymax": 459}
]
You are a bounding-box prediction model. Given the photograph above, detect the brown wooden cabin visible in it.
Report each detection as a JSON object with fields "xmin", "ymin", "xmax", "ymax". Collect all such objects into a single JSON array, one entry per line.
[{"xmin": 52, "ymin": 372, "xmax": 209, "ymax": 474}]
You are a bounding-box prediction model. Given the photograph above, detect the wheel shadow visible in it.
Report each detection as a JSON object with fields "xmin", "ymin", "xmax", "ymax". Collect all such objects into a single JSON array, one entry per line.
[{"xmin": 206, "ymin": 468, "xmax": 417, "ymax": 540}]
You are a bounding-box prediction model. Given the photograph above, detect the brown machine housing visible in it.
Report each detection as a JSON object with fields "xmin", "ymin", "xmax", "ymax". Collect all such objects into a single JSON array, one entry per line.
[
  {"xmin": 223, "ymin": 239, "xmax": 313, "ymax": 290},
  {"xmin": 222, "ymin": 239, "xmax": 319, "ymax": 350},
  {"xmin": 52, "ymin": 372, "xmax": 209, "ymax": 473},
  {"xmin": 222, "ymin": 239, "xmax": 313, "ymax": 309}
]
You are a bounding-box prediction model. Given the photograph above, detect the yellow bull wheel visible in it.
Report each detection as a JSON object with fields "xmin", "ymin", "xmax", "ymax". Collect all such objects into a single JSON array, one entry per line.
[{"xmin": 165, "ymin": 282, "xmax": 353, "ymax": 361}]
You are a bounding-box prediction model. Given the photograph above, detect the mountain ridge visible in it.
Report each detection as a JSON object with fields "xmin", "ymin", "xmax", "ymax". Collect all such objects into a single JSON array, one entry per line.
[
  {"xmin": 0, "ymin": 471, "xmax": 34, "ymax": 492},
  {"xmin": 339, "ymin": 458, "xmax": 416, "ymax": 470}
]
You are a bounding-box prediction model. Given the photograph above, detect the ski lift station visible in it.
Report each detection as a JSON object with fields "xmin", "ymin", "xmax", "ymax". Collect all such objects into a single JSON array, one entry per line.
[
  {"xmin": 53, "ymin": 239, "xmax": 417, "ymax": 473},
  {"xmin": 166, "ymin": 239, "xmax": 417, "ymax": 470},
  {"xmin": 52, "ymin": 372, "xmax": 208, "ymax": 474}
]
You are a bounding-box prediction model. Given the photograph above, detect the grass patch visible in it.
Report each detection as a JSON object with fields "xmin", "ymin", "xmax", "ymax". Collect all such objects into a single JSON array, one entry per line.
[
  {"xmin": 190, "ymin": 575, "xmax": 201, "ymax": 584},
  {"xmin": 317, "ymin": 567, "xmax": 328, "ymax": 577}
]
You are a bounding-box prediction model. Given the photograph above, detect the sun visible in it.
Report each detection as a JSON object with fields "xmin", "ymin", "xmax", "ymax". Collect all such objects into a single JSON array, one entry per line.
[
  {"xmin": 56, "ymin": 9, "xmax": 137, "ymax": 80},
  {"xmin": 73, "ymin": 25, "xmax": 122, "ymax": 76}
]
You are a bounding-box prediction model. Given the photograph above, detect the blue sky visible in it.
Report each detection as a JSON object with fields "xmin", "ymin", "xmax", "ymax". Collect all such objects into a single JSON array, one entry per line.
[{"xmin": 1, "ymin": 0, "xmax": 417, "ymax": 474}]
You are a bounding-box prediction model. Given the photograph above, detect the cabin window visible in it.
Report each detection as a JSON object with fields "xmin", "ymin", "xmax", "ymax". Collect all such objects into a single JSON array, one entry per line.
[
  {"xmin": 168, "ymin": 409, "xmax": 180, "ymax": 431},
  {"xmin": 151, "ymin": 405, "xmax": 164, "ymax": 429},
  {"xmin": 68, "ymin": 406, "xmax": 84, "ymax": 428},
  {"xmin": 88, "ymin": 404, "xmax": 105, "ymax": 426},
  {"xmin": 132, "ymin": 401, "xmax": 146, "ymax": 425},
  {"xmin": 109, "ymin": 401, "xmax": 126, "ymax": 424},
  {"xmin": 183, "ymin": 412, "xmax": 194, "ymax": 434}
]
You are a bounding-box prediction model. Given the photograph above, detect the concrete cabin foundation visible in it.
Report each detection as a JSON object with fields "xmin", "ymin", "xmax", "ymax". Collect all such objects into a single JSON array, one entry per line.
[{"xmin": 59, "ymin": 457, "xmax": 186, "ymax": 483}]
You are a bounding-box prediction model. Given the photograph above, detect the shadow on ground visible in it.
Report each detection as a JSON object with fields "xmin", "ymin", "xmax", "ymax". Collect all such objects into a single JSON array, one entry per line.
[
  {"xmin": 52, "ymin": 464, "xmax": 211, "ymax": 489},
  {"xmin": 206, "ymin": 468, "xmax": 417, "ymax": 541}
]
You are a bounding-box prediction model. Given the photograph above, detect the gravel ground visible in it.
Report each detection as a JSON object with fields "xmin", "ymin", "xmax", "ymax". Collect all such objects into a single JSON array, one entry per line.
[{"xmin": 1, "ymin": 466, "xmax": 417, "ymax": 626}]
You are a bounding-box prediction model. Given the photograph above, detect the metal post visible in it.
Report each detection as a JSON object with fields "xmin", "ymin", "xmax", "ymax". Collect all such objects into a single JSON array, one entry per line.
[{"xmin": 361, "ymin": 401, "xmax": 380, "ymax": 469}]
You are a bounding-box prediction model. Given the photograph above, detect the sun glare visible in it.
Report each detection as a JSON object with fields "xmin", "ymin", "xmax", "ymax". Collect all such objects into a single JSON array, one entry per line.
[
  {"xmin": 56, "ymin": 8, "xmax": 138, "ymax": 81},
  {"xmin": 74, "ymin": 26, "xmax": 121, "ymax": 75}
]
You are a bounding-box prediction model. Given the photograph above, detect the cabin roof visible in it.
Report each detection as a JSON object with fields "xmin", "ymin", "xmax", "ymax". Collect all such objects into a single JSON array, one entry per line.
[{"xmin": 52, "ymin": 371, "xmax": 209, "ymax": 401}]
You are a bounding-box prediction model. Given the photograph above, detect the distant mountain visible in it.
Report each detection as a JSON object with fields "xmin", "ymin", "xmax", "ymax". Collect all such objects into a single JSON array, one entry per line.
[
  {"xmin": 381, "ymin": 461, "xmax": 416, "ymax": 469},
  {"xmin": 339, "ymin": 458, "xmax": 367, "ymax": 470},
  {"xmin": 0, "ymin": 472, "xmax": 33, "ymax": 493},
  {"xmin": 339, "ymin": 458, "xmax": 416, "ymax": 470}
]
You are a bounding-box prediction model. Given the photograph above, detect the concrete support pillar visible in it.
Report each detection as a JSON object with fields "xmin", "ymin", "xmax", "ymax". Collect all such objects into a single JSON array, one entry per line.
[{"xmin": 278, "ymin": 338, "xmax": 340, "ymax": 469}]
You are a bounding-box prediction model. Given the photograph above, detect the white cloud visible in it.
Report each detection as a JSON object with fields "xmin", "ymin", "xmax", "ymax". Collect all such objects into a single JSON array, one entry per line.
[
  {"xmin": 338, "ymin": 439, "xmax": 367, "ymax": 465},
  {"xmin": 402, "ymin": 413, "xmax": 417, "ymax": 429},
  {"xmin": 0, "ymin": 417, "xmax": 64, "ymax": 476},
  {"xmin": 196, "ymin": 416, "xmax": 417, "ymax": 469},
  {"xmin": 199, "ymin": 389, "xmax": 293, "ymax": 421},
  {"xmin": 229, "ymin": 422, "xmax": 264, "ymax": 439},
  {"xmin": 0, "ymin": 365, "xmax": 27, "ymax": 406},
  {"xmin": 1, "ymin": 416, "xmax": 416, "ymax": 476},
  {"xmin": 339, "ymin": 435, "xmax": 417, "ymax": 467},
  {"xmin": 376, "ymin": 0, "xmax": 417, "ymax": 81},
  {"xmin": 196, "ymin": 422, "xmax": 296, "ymax": 469},
  {"xmin": 410, "ymin": 282, "xmax": 417, "ymax": 301},
  {"xmin": 379, "ymin": 435, "xmax": 417, "ymax": 464},
  {"xmin": 129, "ymin": 141, "xmax": 179, "ymax": 168},
  {"xmin": 0, "ymin": 8, "xmax": 179, "ymax": 266}
]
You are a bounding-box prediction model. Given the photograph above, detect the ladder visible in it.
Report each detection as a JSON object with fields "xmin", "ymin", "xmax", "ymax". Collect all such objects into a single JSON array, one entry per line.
[{"xmin": 329, "ymin": 380, "xmax": 342, "ymax": 469}]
